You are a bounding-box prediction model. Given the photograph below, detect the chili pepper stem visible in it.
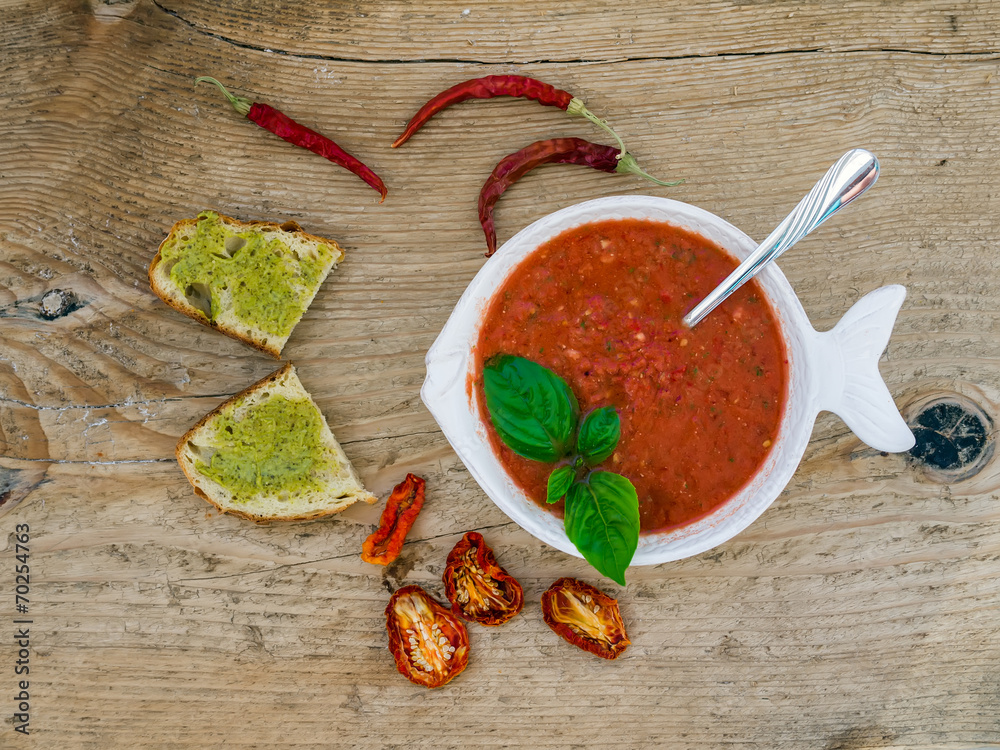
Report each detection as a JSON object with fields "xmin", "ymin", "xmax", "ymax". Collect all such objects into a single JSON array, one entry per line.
[
  {"xmin": 195, "ymin": 76, "xmax": 252, "ymax": 117},
  {"xmin": 566, "ymin": 97, "xmax": 627, "ymax": 153},
  {"xmin": 614, "ymin": 152, "xmax": 684, "ymax": 187}
]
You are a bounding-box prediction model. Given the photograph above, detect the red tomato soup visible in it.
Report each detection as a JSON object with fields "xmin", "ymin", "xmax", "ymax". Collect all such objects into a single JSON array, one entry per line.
[{"xmin": 473, "ymin": 218, "xmax": 788, "ymax": 532}]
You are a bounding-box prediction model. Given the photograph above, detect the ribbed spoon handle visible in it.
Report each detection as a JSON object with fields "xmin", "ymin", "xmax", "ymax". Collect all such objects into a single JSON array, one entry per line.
[{"xmin": 682, "ymin": 149, "xmax": 880, "ymax": 328}]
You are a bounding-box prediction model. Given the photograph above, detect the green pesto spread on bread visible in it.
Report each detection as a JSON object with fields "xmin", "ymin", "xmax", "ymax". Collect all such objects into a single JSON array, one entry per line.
[
  {"xmin": 196, "ymin": 395, "xmax": 335, "ymax": 498},
  {"xmin": 158, "ymin": 211, "xmax": 335, "ymax": 337},
  {"xmin": 150, "ymin": 211, "xmax": 344, "ymax": 357}
]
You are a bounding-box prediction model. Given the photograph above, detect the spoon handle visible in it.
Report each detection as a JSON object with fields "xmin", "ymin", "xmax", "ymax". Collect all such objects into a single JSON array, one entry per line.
[{"xmin": 682, "ymin": 149, "xmax": 880, "ymax": 328}]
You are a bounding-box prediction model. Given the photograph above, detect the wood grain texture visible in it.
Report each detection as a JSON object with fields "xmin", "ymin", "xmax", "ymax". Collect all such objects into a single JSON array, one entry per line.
[{"xmin": 2, "ymin": 0, "xmax": 1000, "ymax": 747}]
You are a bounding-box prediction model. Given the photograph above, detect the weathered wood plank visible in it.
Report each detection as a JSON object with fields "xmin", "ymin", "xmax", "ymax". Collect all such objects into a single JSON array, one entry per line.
[
  {"xmin": 5, "ymin": 47, "xmax": 1000, "ymax": 400},
  {"xmin": 6, "ymin": 455, "xmax": 1000, "ymax": 747},
  {"xmin": 1, "ymin": 0, "xmax": 999, "ymax": 747}
]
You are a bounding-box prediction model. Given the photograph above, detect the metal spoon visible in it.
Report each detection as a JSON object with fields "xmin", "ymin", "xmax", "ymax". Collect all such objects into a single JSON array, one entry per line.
[{"xmin": 682, "ymin": 148, "xmax": 880, "ymax": 328}]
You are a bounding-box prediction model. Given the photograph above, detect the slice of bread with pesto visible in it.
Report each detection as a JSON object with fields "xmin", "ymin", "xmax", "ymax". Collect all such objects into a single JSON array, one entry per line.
[
  {"xmin": 150, "ymin": 210, "xmax": 344, "ymax": 358},
  {"xmin": 176, "ymin": 362, "xmax": 376, "ymax": 522}
]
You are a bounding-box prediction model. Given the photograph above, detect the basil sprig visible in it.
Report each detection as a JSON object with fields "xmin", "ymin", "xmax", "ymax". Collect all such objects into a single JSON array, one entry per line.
[
  {"xmin": 483, "ymin": 355, "xmax": 639, "ymax": 585},
  {"xmin": 483, "ymin": 355, "xmax": 578, "ymax": 462}
]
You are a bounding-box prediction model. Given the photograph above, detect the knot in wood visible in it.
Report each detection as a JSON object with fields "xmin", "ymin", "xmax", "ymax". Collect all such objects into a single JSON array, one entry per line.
[
  {"xmin": 39, "ymin": 289, "xmax": 77, "ymax": 320},
  {"xmin": 907, "ymin": 395, "xmax": 994, "ymax": 482}
]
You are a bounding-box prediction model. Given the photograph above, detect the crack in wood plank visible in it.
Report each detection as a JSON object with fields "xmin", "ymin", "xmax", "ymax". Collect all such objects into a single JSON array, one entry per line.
[
  {"xmin": 150, "ymin": 0, "xmax": 1000, "ymax": 65},
  {"xmin": 1, "ymin": 457, "xmax": 174, "ymax": 465},
  {"xmin": 0, "ymin": 393, "xmax": 237, "ymax": 411},
  {"xmin": 170, "ymin": 521, "xmax": 516, "ymax": 583}
]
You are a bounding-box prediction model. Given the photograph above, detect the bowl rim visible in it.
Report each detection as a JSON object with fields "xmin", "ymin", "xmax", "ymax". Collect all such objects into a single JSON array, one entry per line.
[{"xmin": 421, "ymin": 195, "xmax": 820, "ymax": 565}]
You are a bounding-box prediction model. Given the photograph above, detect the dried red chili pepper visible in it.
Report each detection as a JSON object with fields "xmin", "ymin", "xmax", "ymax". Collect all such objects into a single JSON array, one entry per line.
[
  {"xmin": 195, "ymin": 76, "xmax": 387, "ymax": 202},
  {"xmin": 479, "ymin": 137, "xmax": 681, "ymax": 256},
  {"xmin": 385, "ymin": 585, "xmax": 470, "ymax": 688},
  {"xmin": 361, "ymin": 473, "xmax": 426, "ymax": 565},
  {"xmin": 540, "ymin": 577, "xmax": 630, "ymax": 659},
  {"xmin": 391, "ymin": 75, "xmax": 626, "ymax": 151},
  {"xmin": 442, "ymin": 532, "xmax": 524, "ymax": 626}
]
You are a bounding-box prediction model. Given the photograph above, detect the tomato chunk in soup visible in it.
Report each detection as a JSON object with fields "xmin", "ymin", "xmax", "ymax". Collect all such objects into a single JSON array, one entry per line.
[{"xmin": 474, "ymin": 218, "xmax": 788, "ymax": 532}]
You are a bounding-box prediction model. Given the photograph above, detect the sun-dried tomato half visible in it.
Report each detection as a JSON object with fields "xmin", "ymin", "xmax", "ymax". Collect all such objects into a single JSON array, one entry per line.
[
  {"xmin": 540, "ymin": 577, "xmax": 630, "ymax": 659},
  {"xmin": 385, "ymin": 584, "xmax": 470, "ymax": 688},
  {"xmin": 361, "ymin": 473, "xmax": 426, "ymax": 565},
  {"xmin": 442, "ymin": 531, "xmax": 524, "ymax": 626}
]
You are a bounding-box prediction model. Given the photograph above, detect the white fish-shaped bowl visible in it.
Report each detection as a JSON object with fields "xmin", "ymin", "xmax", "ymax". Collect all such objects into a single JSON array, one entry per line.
[{"xmin": 421, "ymin": 196, "xmax": 915, "ymax": 565}]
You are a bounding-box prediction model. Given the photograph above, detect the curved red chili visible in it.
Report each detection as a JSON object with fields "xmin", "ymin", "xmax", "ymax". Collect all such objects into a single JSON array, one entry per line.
[
  {"xmin": 391, "ymin": 75, "xmax": 625, "ymax": 151},
  {"xmin": 196, "ymin": 77, "xmax": 387, "ymax": 202},
  {"xmin": 479, "ymin": 137, "xmax": 682, "ymax": 256}
]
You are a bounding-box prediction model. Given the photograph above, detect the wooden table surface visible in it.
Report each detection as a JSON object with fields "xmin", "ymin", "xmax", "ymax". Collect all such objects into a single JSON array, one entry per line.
[{"xmin": 3, "ymin": 1, "xmax": 999, "ymax": 747}]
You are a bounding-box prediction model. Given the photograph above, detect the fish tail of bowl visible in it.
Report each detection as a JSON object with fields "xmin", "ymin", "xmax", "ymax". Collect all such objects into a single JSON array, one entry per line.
[{"xmin": 809, "ymin": 284, "xmax": 916, "ymax": 453}]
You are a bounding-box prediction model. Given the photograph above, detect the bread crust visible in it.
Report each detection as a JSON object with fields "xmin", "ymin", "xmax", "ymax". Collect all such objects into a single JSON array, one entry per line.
[
  {"xmin": 149, "ymin": 211, "xmax": 342, "ymax": 359},
  {"xmin": 175, "ymin": 362, "xmax": 376, "ymax": 523}
]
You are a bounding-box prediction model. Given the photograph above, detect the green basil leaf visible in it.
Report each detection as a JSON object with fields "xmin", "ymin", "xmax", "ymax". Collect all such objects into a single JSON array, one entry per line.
[
  {"xmin": 564, "ymin": 471, "xmax": 639, "ymax": 586},
  {"xmin": 547, "ymin": 465, "xmax": 575, "ymax": 504},
  {"xmin": 483, "ymin": 355, "xmax": 579, "ymax": 463},
  {"xmin": 576, "ymin": 407, "xmax": 621, "ymax": 465}
]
